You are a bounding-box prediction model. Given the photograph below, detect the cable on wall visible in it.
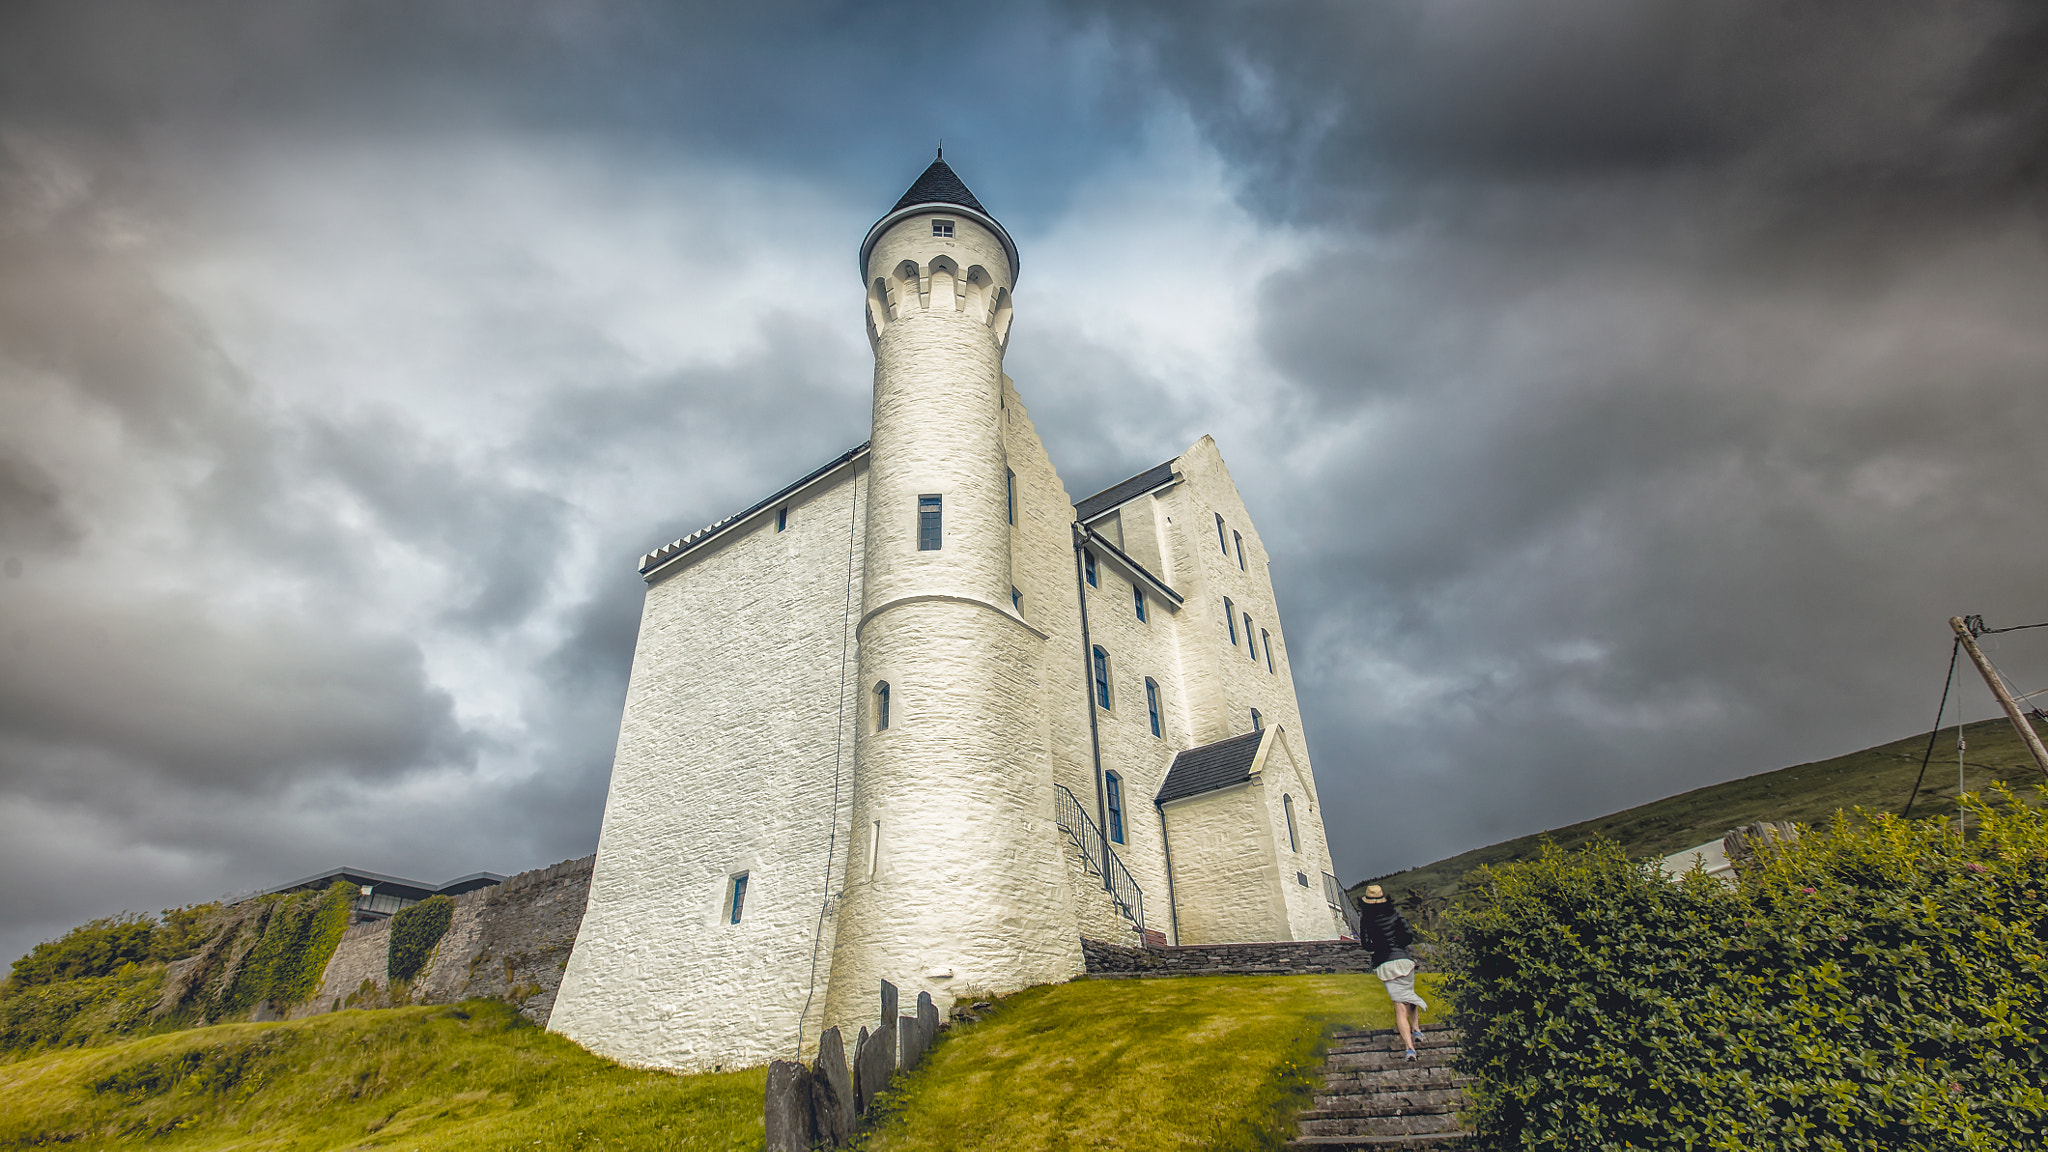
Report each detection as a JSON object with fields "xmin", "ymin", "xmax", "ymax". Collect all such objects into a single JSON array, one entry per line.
[{"xmin": 796, "ymin": 468, "xmax": 861, "ymax": 1056}]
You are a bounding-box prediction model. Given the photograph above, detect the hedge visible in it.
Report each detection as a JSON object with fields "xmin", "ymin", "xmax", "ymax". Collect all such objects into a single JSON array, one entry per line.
[
  {"xmin": 1440, "ymin": 788, "xmax": 2048, "ymax": 1151},
  {"xmin": 386, "ymin": 896, "xmax": 454, "ymax": 984}
]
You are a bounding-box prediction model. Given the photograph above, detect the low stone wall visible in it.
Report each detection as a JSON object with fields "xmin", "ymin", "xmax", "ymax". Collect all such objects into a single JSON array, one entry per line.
[
  {"xmin": 1080, "ymin": 937, "xmax": 1384, "ymax": 977},
  {"xmin": 292, "ymin": 855, "xmax": 594, "ymax": 1025}
]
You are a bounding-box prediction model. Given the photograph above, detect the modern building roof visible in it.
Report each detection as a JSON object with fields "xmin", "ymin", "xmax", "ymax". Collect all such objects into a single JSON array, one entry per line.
[
  {"xmin": 259, "ymin": 866, "xmax": 506, "ymax": 903},
  {"xmin": 640, "ymin": 442, "xmax": 870, "ymax": 579},
  {"xmin": 1074, "ymin": 460, "xmax": 1177, "ymax": 524},
  {"xmin": 1156, "ymin": 729, "xmax": 1268, "ymax": 805},
  {"xmin": 889, "ymin": 157, "xmax": 989, "ymax": 215},
  {"xmin": 861, "ymin": 153, "xmax": 1019, "ymax": 285}
]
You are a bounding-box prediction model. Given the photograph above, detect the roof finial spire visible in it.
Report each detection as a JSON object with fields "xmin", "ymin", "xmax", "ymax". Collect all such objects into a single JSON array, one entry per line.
[{"xmin": 937, "ymin": 141, "xmax": 943, "ymax": 160}]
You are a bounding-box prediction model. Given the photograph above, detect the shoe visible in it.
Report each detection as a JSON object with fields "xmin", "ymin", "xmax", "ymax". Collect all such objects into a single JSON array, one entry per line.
[{"xmin": 1404, "ymin": 1048, "xmax": 1417, "ymax": 1061}]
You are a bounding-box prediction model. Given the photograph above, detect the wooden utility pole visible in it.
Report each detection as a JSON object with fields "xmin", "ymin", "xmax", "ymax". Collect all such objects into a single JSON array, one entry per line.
[{"xmin": 1949, "ymin": 615, "xmax": 2048, "ymax": 782}]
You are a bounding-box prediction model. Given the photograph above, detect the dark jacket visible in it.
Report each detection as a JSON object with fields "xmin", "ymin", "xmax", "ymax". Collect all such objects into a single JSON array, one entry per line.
[{"xmin": 1356, "ymin": 899, "xmax": 1414, "ymax": 968}]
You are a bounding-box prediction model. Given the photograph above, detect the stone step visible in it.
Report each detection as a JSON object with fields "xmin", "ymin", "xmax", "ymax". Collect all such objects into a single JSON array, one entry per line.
[
  {"xmin": 1299, "ymin": 1111, "xmax": 1467, "ymax": 1139},
  {"xmin": 1299, "ymin": 1088, "xmax": 1465, "ymax": 1119},
  {"xmin": 1325, "ymin": 1048, "xmax": 1459, "ymax": 1072},
  {"xmin": 1327, "ymin": 1033, "xmax": 1458, "ymax": 1054},
  {"xmin": 1286, "ymin": 1134, "xmax": 1471, "ymax": 1150},
  {"xmin": 1321, "ymin": 1066, "xmax": 1468, "ymax": 1092}
]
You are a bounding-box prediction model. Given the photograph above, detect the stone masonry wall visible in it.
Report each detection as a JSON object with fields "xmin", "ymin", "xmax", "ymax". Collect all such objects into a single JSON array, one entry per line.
[
  {"xmin": 1080, "ymin": 936, "xmax": 1379, "ymax": 977},
  {"xmin": 293, "ymin": 855, "xmax": 594, "ymax": 1026}
]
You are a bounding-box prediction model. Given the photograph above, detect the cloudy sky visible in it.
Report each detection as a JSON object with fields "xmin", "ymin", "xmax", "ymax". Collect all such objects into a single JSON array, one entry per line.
[{"xmin": 5, "ymin": 0, "xmax": 2047, "ymax": 965}]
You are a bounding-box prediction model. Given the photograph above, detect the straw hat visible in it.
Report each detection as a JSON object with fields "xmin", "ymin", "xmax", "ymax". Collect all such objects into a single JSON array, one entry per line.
[{"xmin": 1360, "ymin": 884, "xmax": 1389, "ymax": 903}]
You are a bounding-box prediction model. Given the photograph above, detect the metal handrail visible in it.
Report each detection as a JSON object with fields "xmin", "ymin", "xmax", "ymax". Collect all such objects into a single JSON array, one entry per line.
[{"xmin": 1054, "ymin": 783, "xmax": 1145, "ymax": 937}]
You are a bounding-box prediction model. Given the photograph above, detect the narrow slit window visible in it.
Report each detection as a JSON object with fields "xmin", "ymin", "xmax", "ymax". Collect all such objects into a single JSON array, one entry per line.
[
  {"xmin": 1283, "ymin": 795, "xmax": 1299, "ymax": 852},
  {"xmin": 1084, "ymin": 550, "xmax": 1098, "ymax": 587},
  {"xmin": 1224, "ymin": 598, "xmax": 1237, "ymax": 644},
  {"xmin": 1251, "ymin": 707, "xmax": 1263, "ymax": 731},
  {"xmin": 1106, "ymin": 772, "xmax": 1126, "ymax": 844},
  {"xmin": 917, "ymin": 495, "xmax": 942, "ymax": 550},
  {"xmin": 1092, "ymin": 646, "xmax": 1111, "ymax": 709},
  {"xmin": 729, "ymin": 873, "xmax": 749, "ymax": 924},
  {"xmin": 1215, "ymin": 513, "xmax": 1228, "ymax": 553},
  {"xmin": 1262, "ymin": 630, "xmax": 1274, "ymax": 672},
  {"xmin": 1234, "ymin": 531, "xmax": 1245, "ymax": 570},
  {"xmin": 933, "ymin": 219, "xmax": 954, "ymax": 237},
  {"xmin": 1133, "ymin": 585, "xmax": 1146, "ymax": 622},
  {"xmin": 867, "ymin": 821, "xmax": 881, "ymax": 880},
  {"xmin": 874, "ymin": 681, "xmax": 891, "ymax": 731},
  {"xmin": 1011, "ymin": 586, "xmax": 1022, "ymax": 612},
  {"xmin": 1006, "ymin": 469, "xmax": 1016, "ymax": 525},
  {"xmin": 1145, "ymin": 678, "xmax": 1162, "ymax": 737},
  {"xmin": 776, "ymin": 507, "xmax": 788, "ymax": 532},
  {"xmin": 1245, "ymin": 615, "xmax": 1256, "ymax": 659}
]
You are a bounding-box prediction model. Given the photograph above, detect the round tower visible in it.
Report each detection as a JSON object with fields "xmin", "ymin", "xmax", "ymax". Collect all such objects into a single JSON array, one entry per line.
[{"xmin": 825, "ymin": 156, "xmax": 1075, "ymax": 1028}]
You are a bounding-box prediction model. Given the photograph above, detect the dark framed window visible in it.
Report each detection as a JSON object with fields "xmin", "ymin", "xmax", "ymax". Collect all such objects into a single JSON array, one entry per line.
[
  {"xmin": 1145, "ymin": 678, "xmax": 1162, "ymax": 737},
  {"xmin": 1012, "ymin": 586, "xmax": 1022, "ymax": 612},
  {"xmin": 1283, "ymin": 795, "xmax": 1299, "ymax": 852},
  {"xmin": 1006, "ymin": 469, "xmax": 1016, "ymax": 525},
  {"xmin": 776, "ymin": 507, "xmax": 788, "ymax": 532},
  {"xmin": 1234, "ymin": 530, "xmax": 1245, "ymax": 570},
  {"xmin": 1245, "ymin": 615, "xmax": 1256, "ymax": 658},
  {"xmin": 1133, "ymin": 585, "xmax": 1146, "ymax": 622},
  {"xmin": 933, "ymin": 219, "xmax": 955, "ymax": 237},
  {"xmin": 1084, "ymin": 550, "xmax": 1098, "ymax": 587},
  {"xmin": 917, "ymin": 495, "xmax": 942, "ymax": 550},
  {"xmin": 1106, "ymin": 772, "xmax": 1126, "ymax": 844},
  {"xmin": 1092, "ymin": 646, "xmax": 1111, "ymax": 709},
  {"xmin": 875, "ymin": 681, "xmax": 891, "ymax": 730},
  {"xmin": 729, "ymin": 873, "xmax": 749, "ymax": 924},
  {"xmin": 1215, "ymin": 513, "xmax": 1227, "ymax": 553},
  {"xmin": 1251, "ymin": 708, "xmax": 1263, "ymax": 730},
  {"xmin": 1224, "ymin": 598, "xmax": 1237, "ymax": 644},
  {"xmin": 1262, "ymin": 630, "xmax": 1274, "ymax": 672}
]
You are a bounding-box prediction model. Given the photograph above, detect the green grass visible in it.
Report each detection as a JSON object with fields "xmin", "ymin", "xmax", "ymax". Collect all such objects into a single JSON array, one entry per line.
[
  {"xmin": 0, "ymin": 1000, "xmax": 762, "ymax": 1150},
  {"xmin": 1365, "ymin": 717, "xmax": 2048, "ymax": 906},
  {"xmin": 864, "ymin": 973, "xmax": 1432, "ymax": 1152},
  {"xmin": 0, "ymin": 975, "xmax": 1436, "ymax": 1150}
]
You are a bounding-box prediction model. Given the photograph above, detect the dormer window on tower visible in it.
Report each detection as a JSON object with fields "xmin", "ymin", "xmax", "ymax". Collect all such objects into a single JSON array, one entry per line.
[{"xmin": 933, "ymin": 219, "xmax": 955, "ymax": 237}]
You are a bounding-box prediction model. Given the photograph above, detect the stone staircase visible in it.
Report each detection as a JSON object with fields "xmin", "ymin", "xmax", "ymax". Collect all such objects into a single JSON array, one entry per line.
[{"xmin": 1289, "ymin": 1026, "xmax": 1472, "ymax": 1150}]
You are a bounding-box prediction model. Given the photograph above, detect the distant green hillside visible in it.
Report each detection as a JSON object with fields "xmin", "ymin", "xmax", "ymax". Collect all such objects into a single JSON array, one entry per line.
[{"xmin": 1360, "ymin": 717, "xmax": 2048, "ymax": 913}]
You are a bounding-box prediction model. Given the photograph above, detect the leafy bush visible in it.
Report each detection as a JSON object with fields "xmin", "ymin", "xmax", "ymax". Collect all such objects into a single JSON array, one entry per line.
[
  {"xmin": 387, "ymin": 895, "xmax": 454, "ymax": 983},
  {"xmin": 213, "ymin": 882, "xmax": 358, "ymax": 1017},
  {"xmin": 1441, "ymin": 788, "xmax": 2048, "ymax": 1150},
  {"xmin": 0, "ymin": 965, "xmax": 165, "ymax": 1057},
  {"xmin": 9, "ymin": 915, "xmax": 156, "ymax": 988}
]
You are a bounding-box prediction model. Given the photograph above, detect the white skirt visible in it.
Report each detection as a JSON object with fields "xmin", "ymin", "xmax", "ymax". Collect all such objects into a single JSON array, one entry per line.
[{"xmin": 1376, "ymin": 959, "xmax": 1427, "ymax": 1009}]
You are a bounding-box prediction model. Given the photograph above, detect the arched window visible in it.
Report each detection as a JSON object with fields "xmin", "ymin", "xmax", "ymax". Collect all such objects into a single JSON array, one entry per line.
[
  {"xmin": 1145, "ymin": 678, "xmax": 1162, "ymax": 737},
  {"xmin": 1224, "ymin": 598, "xmax": 1237, "ymax": 644},
  {"xmin": 1283, "ymin": 795, "xmax": 1299, "ymax": 853},
  {"xmin": 1262, "ymin": 630, "xmax": 1274, "ymax": 673},
  {"xmin": 1215, "ymin": 513, "xmax": 1227, "ymax": 553},
  {"xmin": 1245, "ymin": 615, "xmax": 1257, "ymax": 659},
  {"xmin": 1251, "ymin": 707, "xmax": 1263, "ymax": 731},
  {"xmin": 1105, "ymin": 772, "xmax": 1126, "ymax": 844},
  {"xmin": 1092, "ymin": 646, "xmax": 1111, "ymax": 709},
  {"xmin": 1133, "ymin": 585, "xmax": 1146, "ymax": 622},
  {"xmin": 1234, "ymin": 530, "xmax": 1245, "ymax": 570},
  {"xmin": 874, "ymin": 681, "xmax": 891, "ymax": 731},
  {"xmin": 1084, "ymin": 549, "xmax": 1098, "ymax": 587},
  {"xmin": 1012, "ymin": 586, "xmax": 1023, "ymax": 612}
]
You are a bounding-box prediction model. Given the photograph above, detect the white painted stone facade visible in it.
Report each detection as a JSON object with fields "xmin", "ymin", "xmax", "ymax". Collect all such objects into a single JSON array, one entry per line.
[{"xmin": 550, "ymin": 162, "xmax": 1346, "ymax": 1072}]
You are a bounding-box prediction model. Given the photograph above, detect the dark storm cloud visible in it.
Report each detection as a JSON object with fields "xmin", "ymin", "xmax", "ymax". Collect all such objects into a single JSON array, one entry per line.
[{"xmin": 1069, "ymin": 0, "xmax": 2048, "ymax": 876}]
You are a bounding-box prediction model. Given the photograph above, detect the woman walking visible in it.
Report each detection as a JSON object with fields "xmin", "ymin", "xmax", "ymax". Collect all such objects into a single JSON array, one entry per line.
[{"xmin": 1356, "ymin": 884, "xmax": 1428, "ymax": 1060}]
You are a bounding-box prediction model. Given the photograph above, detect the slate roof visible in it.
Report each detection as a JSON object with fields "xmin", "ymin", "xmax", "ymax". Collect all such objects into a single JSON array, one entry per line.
[
  {"xmin": 640, "ymin": 442, "xmax": 870, "ymax": 577},
  {"xmin": 1074, "ymin": 460, "xmax": 1177, "ymax": 523},
  {"xmin": 259, "ymin": 866, "xmax": 505, "ymax": 903},
  {"xmin": 1156, "ymin": 729, "xmax": 1268, "ymax": 805},
  {"xmin": 890, "ymin": 156, "xmax": 990, "ymax": 216}
]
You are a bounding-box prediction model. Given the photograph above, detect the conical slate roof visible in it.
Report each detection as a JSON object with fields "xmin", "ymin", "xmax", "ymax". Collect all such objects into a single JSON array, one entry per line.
[{"xmin": 890, "ymin": 156, "xmax": 990, "ymax": 216}]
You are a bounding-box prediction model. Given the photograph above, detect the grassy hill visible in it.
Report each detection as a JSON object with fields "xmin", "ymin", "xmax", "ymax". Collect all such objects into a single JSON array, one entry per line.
[
  {"xmin": 1362, "ymin": 716, "xmax": 2048, "ymax": 911},
  {"xmin": 0, "ymin": 975, "xmax": 1427, "ymax": 1150}
]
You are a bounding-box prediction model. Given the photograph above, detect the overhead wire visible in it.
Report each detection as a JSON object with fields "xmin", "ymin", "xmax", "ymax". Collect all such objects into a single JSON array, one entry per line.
[
  {"xmin": 1901, "ymin": 637, "xmax": 1960, "ymax": 819},
  {"xmin": 796, "ymin": 470, "xmax": 861, "ymax": 1057}
]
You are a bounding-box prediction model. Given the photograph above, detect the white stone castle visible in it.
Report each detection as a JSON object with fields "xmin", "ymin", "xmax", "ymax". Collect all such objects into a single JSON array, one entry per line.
[{"xmin": 550, "ymin": 157, "xmax": 1346, "ymax": 1071}]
